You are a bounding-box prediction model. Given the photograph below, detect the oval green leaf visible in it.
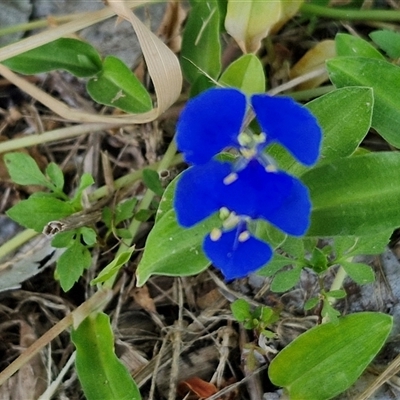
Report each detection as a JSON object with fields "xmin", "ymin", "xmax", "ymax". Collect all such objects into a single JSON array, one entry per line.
[
  {"xmin": 219, "ymin": 54, "xmax": 265, "ymax": 94},
  {"xmin": 303, "ymin": 152, "xmax": 400, "ymax": 236},
  {"xmin": 269, "ymin": 312, "xmax": 392, "ymax": 400},
  {"xmin": 181, "ymin": 1, "xmax": 221, "ymax": 84},
  {"xmin": 86, "ymin": 56, "xmax": 152, "ymax": 113},
  {"xmin": 2, "ymin": 38, "xmax": 102, "ymax": 77},
  {"xmin": 72, "ymin": 312, "xmax": 141, "ymax": 400},
  {"xmin": 335, "ymin": 33, "xmax": 385, "ymax": 59},
  {"xmin": 327, "ymin": 56, "xmax": 400, "ymax": 147},
  {"xmin": 370, "ymin": 29, "xmax": 400, "ymax": 59}
]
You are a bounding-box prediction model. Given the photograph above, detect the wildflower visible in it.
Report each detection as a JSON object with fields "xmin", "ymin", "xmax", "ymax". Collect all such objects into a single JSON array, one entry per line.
[{"xmin": 174, "ymin": 88, "xmax": 322, "ymax": 280}]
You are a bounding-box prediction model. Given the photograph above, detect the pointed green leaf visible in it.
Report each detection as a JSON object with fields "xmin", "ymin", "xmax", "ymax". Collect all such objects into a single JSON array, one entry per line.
[
  {"xmin": 231, "ymin": 299, "xmax": 252, "ymax": 322},
  {"xmin": 303, "ymin": 152, "xmax": 400, "ymax": 236},
  {"xmin": 335, "ymin": 33, "xmax": 384, "ymax": 59},
  {"xmin": 219, "ymin": 54, "xmax": 265, "ymax": 94},
  {"xmin": 181, "ymin": 1, "xmax": 221, "ymax": 83},
  {"xmin": 56, "ymin": 241, "xmax": 91, "ymax": 292},
  {"xmin": 271, "ymin": 267, "xmax": 302, "ymax": 293},
  {"xmin": 46, "ymin": 162, "xmax": 64, "ymax": 191},
  {"xmin": 142, "ymin": 169, "xmax": 164, "ymax": 196},
  {"xmin": 91, "ymin": 247, "xmax": 135, "ymax": 286},
  {"xmin": 327, "ymin": 56, "xmax": 400, "ymax": 147},
  {"xmin": 2, "ymin": 38, "xmax": 102, "ymax": 77},
  {"xmin": 5, "ymin": 152, "xmax": 52, "ymax": 188},
  {"xmin": 370, "ymin": 29, "xmax": 400, "ymax": 59},
  {"xmin": 269, "ymin": 312, "xmax": 392, "ymax": 400},
  {"xmin": 6, "ymin": 197, "xmax": 75, "ymax": 232},
  {"xmin": 72, "ymin": 312, "xmax": 141, "ymax": 400},
  {"xmin": 341, "ymin": 261, "xmax": 375, "ymax": 285},
  {"xmin": 87, "ymin": 56, "xmax": 152, "ymax": 113}
]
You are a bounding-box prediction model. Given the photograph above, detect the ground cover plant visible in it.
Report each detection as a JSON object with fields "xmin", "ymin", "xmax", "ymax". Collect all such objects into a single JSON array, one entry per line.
[{"xmin": 1, "ymin": 0, "xmax": 400, "ymax": 399}]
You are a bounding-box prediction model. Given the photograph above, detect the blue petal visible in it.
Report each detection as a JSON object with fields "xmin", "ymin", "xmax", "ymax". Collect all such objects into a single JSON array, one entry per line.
[
  {"xmin": 174, "ymin": 160, "xmax": 232, "ymax": 227},
  {"xmin": 203, "ymin": 227, "xmax": 272, "ymax": 280},
  {"xmin": 221, "ymin": 160, "xmax": 292, "ymax": 218},
  {"xmin": 176, "ymin": 88, "xmax": 246, "ymax": 165},
  {"xmin": 251, "ymin": 94, "xmax": 322, "ymax": 166},
  {"xmin": 265, "ymin": 175, "xmax": 312, "ymax": 236},
  {"xmin": 222, "ymin": 160, "xmax": 311, "ymax": 235}
]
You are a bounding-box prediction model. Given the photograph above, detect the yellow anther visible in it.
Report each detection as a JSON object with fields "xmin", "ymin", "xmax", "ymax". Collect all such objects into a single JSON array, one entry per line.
[
  {"xmin": 223, "ymin": 172, "xmax": 238, "ymax": 185},
  {"xmin": 266, "ymin": 164, "xmax": 278, "ymax": 172},
  {"xmin": 238, "ymin": 230, "xmax": 250, "ymax": 242},
  {"xmin": 210, "ymin": 228, "xmax": 222, "ymax": 241}
]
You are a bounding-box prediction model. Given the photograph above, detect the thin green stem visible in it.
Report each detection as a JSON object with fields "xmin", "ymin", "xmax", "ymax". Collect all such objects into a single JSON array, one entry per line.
[
  {"xmin": 330, "ymin": 265, "xmax": 348, "ymax": 293},
  {"xmin": 300, "ymin": 3, "xmax": 400, "ymax": 21},
  {"xmin": 0, "ymin": 229, "xmax": 38, "ymax": 261}
]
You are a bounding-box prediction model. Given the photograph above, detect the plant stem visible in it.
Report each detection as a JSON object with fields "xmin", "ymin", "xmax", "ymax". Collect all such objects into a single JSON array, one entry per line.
[
  {"xmin": 0, "ymin": 229, "xmax": 38, "ymax": 261},
  {"xmin": 300, "ymin": 3, "xmax": 400, "ymax": 21}
]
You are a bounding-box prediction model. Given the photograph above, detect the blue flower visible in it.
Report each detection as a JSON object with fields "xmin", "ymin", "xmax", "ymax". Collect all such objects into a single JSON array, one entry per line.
[{"xmin": 174, "ymin": 88, "xmax": 322, "ymax": 280}]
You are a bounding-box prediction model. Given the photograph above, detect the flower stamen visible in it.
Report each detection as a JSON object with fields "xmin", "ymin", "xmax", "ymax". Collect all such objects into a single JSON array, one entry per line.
[
  {"xmin": 223, "ymin": 172, "xmax": 238, "ymax": 185},
  {"xmin": 210, "ymin": 228, "xmax": 222, "ymax": 241}
]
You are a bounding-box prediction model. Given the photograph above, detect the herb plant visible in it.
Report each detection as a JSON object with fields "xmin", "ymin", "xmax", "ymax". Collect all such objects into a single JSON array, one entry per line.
[{"xmin": 1, "ymin": 1, "xmax": 400, "ymax": 399}]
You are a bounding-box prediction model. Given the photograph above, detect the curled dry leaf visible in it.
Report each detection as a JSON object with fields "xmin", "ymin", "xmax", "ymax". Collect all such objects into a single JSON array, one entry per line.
[
  {"xmin": 177, "ymin": 376, "xmax": 218, "ymax": 399},
  {"xmin": 290, "ymin": 40, "xmax": 336, "ymax": 90}
]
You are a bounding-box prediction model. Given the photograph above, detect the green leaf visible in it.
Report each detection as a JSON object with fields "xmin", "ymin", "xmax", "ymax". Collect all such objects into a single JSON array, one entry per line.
[
  {"xmin": 69, "ymin": 173, "xmax": 94, "ymax": 208},
  {"xmin": 341, "ymin": 261, "xmax": 375, "ymax": 285},
  {"xmin": 257, "ymin": 253, "xmax": 294, "ymax": 277},
  {"xmin": 304, "ymin": 297, "xmax": 319, "ymax": 310},
  {"xmin": 327, "ymin": 56, "xmax": 400, "ymax": 147},
  {"xmin": 142, "ymin": 169, "xmax": 164, "ymax": 196},
  {"xmin": 71, "ymin": 312, "xmax": 141, "ymax": 400},
  {"xmin": 80, "ymin": 227, "xmax": 97, "ymax": 246},
  {"xmin": 51, "ymin": 230, "xmax": 76, "ymax": 248},
  {"xmin": 91, "ymin": 247, "xmax": 135, "ymax": 286},
  {"xmin": 46, "ymin": 162, "xmax": 64, "ymax": 191},
  {"xmin": 326, "ymin": 289, "xmax": 346, "ymax": 299},
  {"xmin": 269, "ymin": 87, "xmax": 373, "ymax": 176},
  {"xmin": 335, "ymin": 33, "xmax": 385, "ymax": 59},
  {"xmin": 86, "ymin": 56, "xmax": 152, "ymax": 113},
  {"xmin": 136, "ymin": 208, "xmax": 215, "ymax": 286},
  {"xmin": 6, "ymin": 197, "xmax": 75, "ymax": 232},
  {"xmin": 2, "ymin": 38, "xmax": 102, "ymax": 77},
  {"xmin": 56, "ymin": 241, "xmax": 91, "ymax": 291},
  {"xmin": 370, "ymin": 29, "xmax": 400, "ymax": 59},
  {"xmin": 321, "ymin": 300, "xmax": 341, "ymax": 324},
  {"xmin": 333, "ymin": 230, "xmax": 392, "ymax": 259},
  {"xmin": 181, "ymin": 1, "xmax": 221, "ymax": 84},
  {"xmin": 271, "ymin": 267, "xmax": 302, "ymax": 293},
  {"xmin": 309, "ymin": 247, "xmax": 328, "ymax": 273},
  {"xmin": 303, "ymin": 152, "xmax": 400, "ymax": 236},
  {"xmin": 254, "ymin": 220, "xmax": 286, "ymax": 250},
  {"xmin": 269, "ymin": 312, "xmax": 392, "ymax": 400},
  {"xmin": 218, "ymin": 54, "xmax": 265, "ymax": 94},
  {"xmin": 231, "ymin": 299, "xmax": 252, "ymax": 322},
  {"xmin": 5, "ymin": 152, "xmax": 52, "ymax": 189},
  {"xmin": 115, "ymin": 198, "xmax": 138, "ymax": 225}
]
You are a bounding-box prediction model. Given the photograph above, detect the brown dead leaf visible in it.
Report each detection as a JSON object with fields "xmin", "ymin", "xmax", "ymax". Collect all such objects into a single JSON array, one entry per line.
[
  {"xmin": 131, "ymin": 285, "xmax": 157, "ymax": 313},
  {"xmin": 290, "ymin": 40, "xmax": 336, "ymax": 90},
  {"xmin": 177, "ymin": 376, "xmax": 218, "ymax": 399},
  {"xmin": 157, "ymin": 1, "xmax": 187, "ymax": 53}
]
